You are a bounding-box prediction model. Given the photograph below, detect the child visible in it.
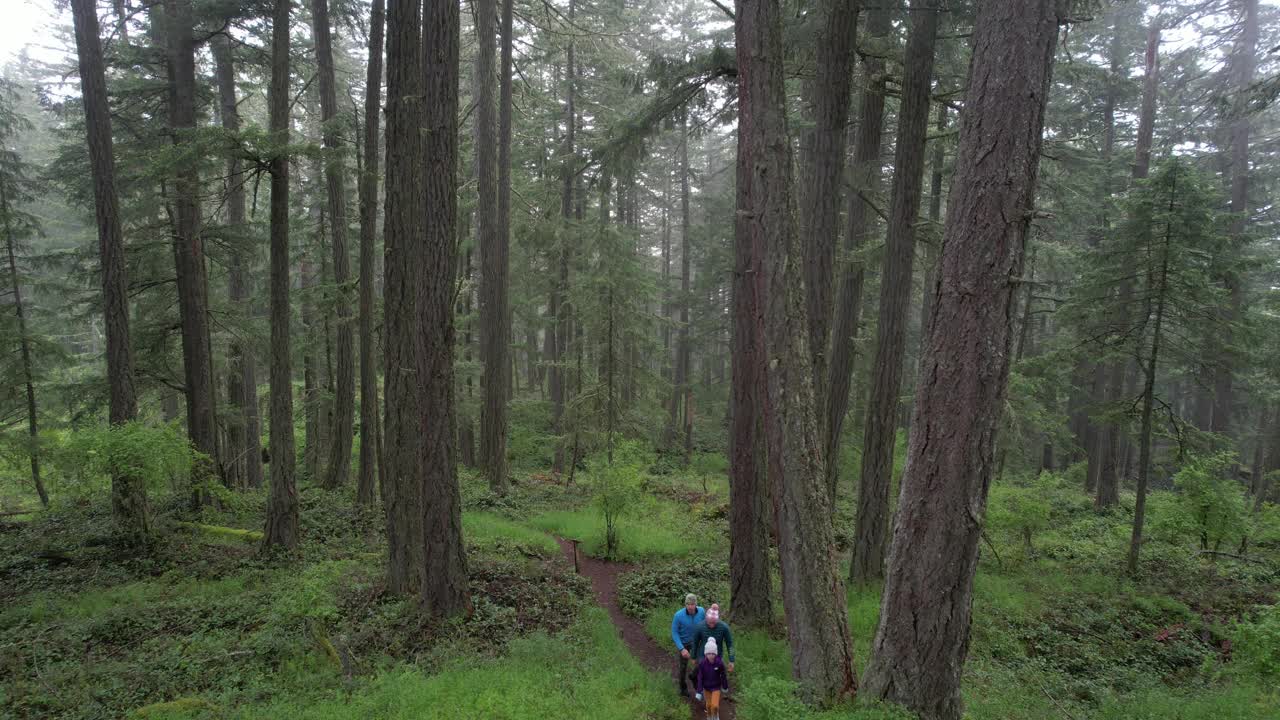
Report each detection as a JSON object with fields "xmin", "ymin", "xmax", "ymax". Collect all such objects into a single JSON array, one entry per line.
[{"xmin": 693, "ymin": 637, "xmax": 729, "ymax": 720}]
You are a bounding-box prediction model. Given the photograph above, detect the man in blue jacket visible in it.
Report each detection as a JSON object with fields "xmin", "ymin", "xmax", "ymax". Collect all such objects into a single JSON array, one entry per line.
[{"xmin": 670, "ymin": 593, "xmax": 705, "ymax": 696}]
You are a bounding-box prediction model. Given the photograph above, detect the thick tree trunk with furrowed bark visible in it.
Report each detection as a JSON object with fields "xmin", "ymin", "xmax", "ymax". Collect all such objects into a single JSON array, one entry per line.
[
  {"xmin": 420, "ymin": 0, "xmax": 470, "ymax": 617},
  {"xmin": 800, "ymin": 0, "xmax": 857, "ymax": 421},
  {"xmin": 728, "ymin": 80, "xmax": 772, "ymax": 630},
  {"xmin": 860, "ymin": 2, "xmax": 1060, "ymax": 716},
  {"xmin": 384, "ymin": 0, "xmax": 427, "ymax": 594},
  {"xmin": 736, "ymin": 0, "xmax": 857, "ymax": 703}
]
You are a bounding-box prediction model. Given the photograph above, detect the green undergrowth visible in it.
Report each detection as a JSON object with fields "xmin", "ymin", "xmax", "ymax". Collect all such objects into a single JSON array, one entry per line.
[
  {"xmin": 528, "ymin": 500, "xmax": 699, "ymax": 561},
  {"xmin": 200, "ymin": 608, "xmax": 684, "ymax": 720},
  {"xmin": 0, "ymin": 490, "xmax": 594, "ymax": 720},
  {"xmin": 462, "ymin": 512, "xmax": 559, "ymax": 557}
]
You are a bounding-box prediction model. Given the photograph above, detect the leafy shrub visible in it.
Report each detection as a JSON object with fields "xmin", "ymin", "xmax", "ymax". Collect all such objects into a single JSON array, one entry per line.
[
  {"xmin": 689, "ymin": 451, "xmax": 728, "ymax": 495},
  {"xmin": 56, "ymin": 422, "xmax": 193, "ymax": 499},
  {"xmin": 1230, "ymin": 603, "xmax": 1280, "ymax": 681},
  {"xmin": 617, "ymin": 556, "xmax": 728, "ymax": 618},
  {"xmin": 1172, "ymin": 452, "xmax": 1250, "ymax": 551},
  {"xmin": 587, "ymin": 443, "xmax": 649, "ymax": 559},
  {"xmin": 988, "ymin": 476, "xmax": 1054, "ymax": 556}
]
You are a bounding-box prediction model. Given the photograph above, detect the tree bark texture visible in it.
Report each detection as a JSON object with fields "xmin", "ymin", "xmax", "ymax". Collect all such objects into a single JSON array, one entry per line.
[
  {"xmin": 164, "ymin": 0, "xmax": 220, "ymax": 500},
  {"xmin": 861, "ymin": 2, "xmax": 1059, "ymax": 716},
  {"xmin": 384, "ymin": 0, "xmax": 426, "ymax": 594},
  {"xmin": 801, "ymin": 0, "xmax": 857, "ymax": 418},
  {"xmin": 312, "ymin": 0, "xmax": 356, "ymax": 491},
  {"xmin": 478, "ymin": 0, "xmax": 512, "ymax": 493},
  {"xmin": 737, "ymin": 0, "xmax": 857, "ymax": 703},
  {"xmin": 357, "ymin": 0, "xmax": 386, "ymax": 506},
  {"xmin": 728, "ymin": 83, "xmax": 773, "ymax": 628},
  {"xmin": 826, "ymin": 2, "xmax": 891, "ymax": 503},
  {"xmin": 263, "ymin": 0, "xmax": 299, "ymax": 550},
  {"xmin": 71, "ymin": 0, "xmax": 147, "ymax": 540},
  {"xmin": 919, "ymin": 101, "xmax": 947, "ymax": 341},
  {"xmin": 852, "ymin": 0, "xmax": 940, "ymax": 587},
  {"xmin": 420, "ymin": 0, "xmax": 470, "ymax": 617}
]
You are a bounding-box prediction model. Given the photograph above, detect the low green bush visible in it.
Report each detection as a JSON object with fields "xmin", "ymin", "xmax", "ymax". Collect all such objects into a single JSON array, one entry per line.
[
  {"xmin": 617, "ymin": 557, "xmax": 728, "ymax": 618},
  {"xmin": 1230, "ymin": 603, "xmax": 1280, "ymax": 681}
]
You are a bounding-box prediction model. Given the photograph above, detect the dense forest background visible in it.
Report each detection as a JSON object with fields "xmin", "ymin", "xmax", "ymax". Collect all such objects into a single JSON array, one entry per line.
[{"xmin": 2, "ymin": 0, "xmax": 1280, "ymax": 718}]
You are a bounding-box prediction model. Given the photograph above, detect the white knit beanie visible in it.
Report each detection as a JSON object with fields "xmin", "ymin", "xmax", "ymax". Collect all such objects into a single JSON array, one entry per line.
[{"xmin": 704, "ymin": 637, "xmax": 718, "ymax": 657}]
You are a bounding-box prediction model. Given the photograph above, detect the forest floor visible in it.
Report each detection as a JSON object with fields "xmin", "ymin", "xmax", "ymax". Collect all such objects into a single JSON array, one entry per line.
[{"xmin": 2, "ymin": 423, "xmax": 1279, "ymax": 719}]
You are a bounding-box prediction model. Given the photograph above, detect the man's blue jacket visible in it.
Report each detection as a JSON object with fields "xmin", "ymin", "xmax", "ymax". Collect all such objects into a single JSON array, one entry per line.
[{"xmin": 671, "ymin": 606, "xmax": 705, "ymax": 652}]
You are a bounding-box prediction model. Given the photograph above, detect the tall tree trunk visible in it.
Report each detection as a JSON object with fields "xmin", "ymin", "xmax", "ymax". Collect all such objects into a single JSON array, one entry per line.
[
  {"xmin": 459, "ymin": 250, "xmax": 477, "ymax": 470},
  {"xmin": 357, "ymin": 0, "xmax": 386, "ymax": 506},
  {"xmin": 851, "ymin": 0, "xmax": 940, "ymax": 587},
  {"xmin": 302, "ymin": 250, "xmax": 322, "ymax": 482},
  {"xmin": 552, "ymin": 7, "xmax": 576, "ymax": 476},
  {"xmin": 478, "ymin": 0, "xmax": 512, "ymax": 493},
  {"xmin": 1085, "ymin": 16, "xmax": 1125, "ymax": 495},
  {"xmin": 737, "ymin": 0, "xmax": 857, "ymax": 703},
  {"xmin": 801, "ymin": 0, "xmax": 857, "ymax": 419},
  {"xmin": 661, "ymin": 164, "xmax": 672, "ymax": 394},
  {"xmin": 1128, "ymin": 177, "xmax": 1175, "ymax": 575},
  {"xmin": 72, "ymin": 0, "xmax": 146, "ymax": 540},
  {"xmin": 826, "ymin": 2, "xmax": 891, "ymax": 501},
  {"xmin": 1098, "ymin": 18, "xmax": 1160, "ymax": 510},
  {"xmin": 1249, "ymin": 407, "xmax": 1269, "ymax": 497},
  {"xmin": 860, "ymin": 2, "xmax": 1060, "ymax": 716},
  {"xmin": 729, "ymin": 126, "xmax": 773, "ymax": 627},
  {"xmin": 212, "ymin": 33, "xmax": 263, "ymax": 491},
  {"xmin": 312, "ymin": 0, "xmax": 356, "ymax": 490},
  {"xmin": 165, "ymin": 0, "xmax": 220, "ymax": 500},
  {"xmin": 1212, "ymin": 0, "xmax": 1258, "ymax": 439},
  {"xmin": 669, "ymin": 111, "xmax": 693, "ymax": 459},
  {"xmin": 2, "ymin": 183, "xmax": 47, "ymax": 507},
  {"xmin": 420, "ymin": 0, "xmax": 470, "ymax": 617},
  {"xmin": 263, "ymin": 0, "xmax": 299, "ymax": 550},
  {"xmin": 384, "ymin": 0, "xmax": 427, "ymax": 594}
]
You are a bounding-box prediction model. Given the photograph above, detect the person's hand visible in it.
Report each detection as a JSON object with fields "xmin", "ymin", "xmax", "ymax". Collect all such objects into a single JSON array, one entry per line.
[
  {"xmin": 727, "ymin": 661, "xmax": 734, "ymax": 672},
  {"xmin": 680, "ymin": 648, "xmax": 690, "ymax": 659}
]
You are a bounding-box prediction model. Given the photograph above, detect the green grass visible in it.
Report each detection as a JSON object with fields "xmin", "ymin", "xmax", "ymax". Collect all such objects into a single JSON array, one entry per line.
[
  {"xmin": 462, "ymin": 511, "xmax": 559, "ymax": 555},
  {"xmin": 136, "ymin": 608, "xmax": 686, "ymax": 720},
  {"xmin": 528, "ymin": 502, "xmax": 698, "ymax": 561}
]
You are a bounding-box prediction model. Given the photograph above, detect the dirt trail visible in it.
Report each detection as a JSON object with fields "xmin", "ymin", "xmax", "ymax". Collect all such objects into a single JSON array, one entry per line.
[{"xmin": 555, "ymin": 538, "xmax": 735, "ymax": 720}]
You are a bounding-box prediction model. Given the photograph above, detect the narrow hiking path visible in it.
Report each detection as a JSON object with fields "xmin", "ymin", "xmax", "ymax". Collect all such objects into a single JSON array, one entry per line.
[{"xmin": 554, "ymin": 537, "xmax": 736, "ymax": 720}]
